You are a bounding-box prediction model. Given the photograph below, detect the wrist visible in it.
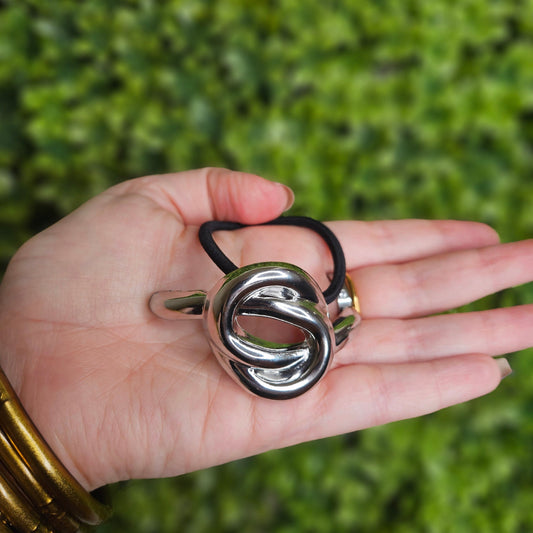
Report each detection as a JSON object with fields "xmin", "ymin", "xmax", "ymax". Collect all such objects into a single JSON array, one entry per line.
[
  {"xmin": 0, "ymin": 311, "xmax": 114, "ymax": 492},
  {"xmin": 0, "ymin": 367, "xmax": 112, "ymax": 530}
]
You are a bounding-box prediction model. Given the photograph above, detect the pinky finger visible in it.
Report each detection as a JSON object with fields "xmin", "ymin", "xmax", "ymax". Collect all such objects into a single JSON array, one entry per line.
[{"xmin": 280, "ymin": 354, "xmax": 509, "ymax": 447}]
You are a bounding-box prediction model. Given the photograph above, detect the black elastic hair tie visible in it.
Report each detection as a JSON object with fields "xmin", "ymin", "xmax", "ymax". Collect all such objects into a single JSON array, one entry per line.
[{"xmin": 198, "ymin": 216, "xmax": 346, "ymax": 304}]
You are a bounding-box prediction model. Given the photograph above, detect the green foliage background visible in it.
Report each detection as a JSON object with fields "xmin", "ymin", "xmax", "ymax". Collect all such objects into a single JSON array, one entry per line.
[{"xmin": 1, "ymin": 0, "xmax": 533, "ymax": 531}]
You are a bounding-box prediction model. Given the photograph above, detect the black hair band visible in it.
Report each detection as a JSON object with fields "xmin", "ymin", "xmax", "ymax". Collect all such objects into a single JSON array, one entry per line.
[{"xmin": 198, "ymin": 216, "xmax": 346, "ymax": 304}]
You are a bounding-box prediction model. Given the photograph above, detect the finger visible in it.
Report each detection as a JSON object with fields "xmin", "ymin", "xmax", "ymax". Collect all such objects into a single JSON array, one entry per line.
[
  {"xmin": 328, "ymin": 219, "xmax": 500, "ymax": 269},
  {"xmin": 308, "ymin": 354, "xmax": 506, "ymax": 438},
  {"xmin": 208, "ymin": 219, "xmax": 500, "ymax": 297},
  {"xmin": 352, "ymin": 239, "xmax": 533, "ymax": 318},
  {"xmin": 260, "ymin": 354, "xmax": 505, "ymax": 450},
  {"xmin": 113, "ymin": 167, "xmax": 294, "ymax": 226},
  {"xmin": 333, "ymin": 304, "xmax": 533, "ymax": 366}
]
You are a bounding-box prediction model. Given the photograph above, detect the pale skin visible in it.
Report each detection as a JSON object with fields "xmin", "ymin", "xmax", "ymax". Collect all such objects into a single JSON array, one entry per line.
[{"xmin": 0, "ymin": 168, "xmax": 531, "ymax": 492}]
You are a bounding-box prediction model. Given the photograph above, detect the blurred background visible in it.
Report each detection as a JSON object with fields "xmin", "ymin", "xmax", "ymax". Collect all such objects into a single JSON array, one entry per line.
[{"xmin": 1, "ymin": 0, "xmax": 533, "ymax": 531}]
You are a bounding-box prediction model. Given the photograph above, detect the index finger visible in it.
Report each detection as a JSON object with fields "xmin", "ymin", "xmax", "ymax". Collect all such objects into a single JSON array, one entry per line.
[{"xmin": 328, "ymin": 219, "xmax": 500, "ymax": 269}]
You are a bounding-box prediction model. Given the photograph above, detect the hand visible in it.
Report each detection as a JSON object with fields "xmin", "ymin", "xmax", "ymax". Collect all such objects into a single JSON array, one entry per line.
[{"xmin": 0, "ymin": 168, "xmax": 531, "ymax": 491}]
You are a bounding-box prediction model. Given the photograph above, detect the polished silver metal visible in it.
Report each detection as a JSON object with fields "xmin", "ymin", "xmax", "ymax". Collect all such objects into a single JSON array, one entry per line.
[
  {"xmin": 149, "ymin": 290, "xmax": 206, "ymax": 319},
  {"xmin": 150, "ymin": 262, "xmax": 360, "ymax": 400}
]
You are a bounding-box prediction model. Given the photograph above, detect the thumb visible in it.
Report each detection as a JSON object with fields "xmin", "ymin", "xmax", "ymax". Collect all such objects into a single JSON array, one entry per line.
[{"xmin": 127, "ymin": 167, "xmax": 294, "ymax": 226}]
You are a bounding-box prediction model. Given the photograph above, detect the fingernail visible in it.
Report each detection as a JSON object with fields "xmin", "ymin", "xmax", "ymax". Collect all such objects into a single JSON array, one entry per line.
[
  {"xmin": 496, "ymin": 358, "xmax": 513, "ymax": 380},
  {"xmin": 279, "ymin": 184, "xmax": 295, "ymax": 211}
]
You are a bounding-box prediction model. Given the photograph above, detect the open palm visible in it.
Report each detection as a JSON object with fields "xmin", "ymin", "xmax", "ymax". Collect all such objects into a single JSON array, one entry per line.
[{"xmin": 0, "ymin": 168, "xmax": 531, "ymax": 491}]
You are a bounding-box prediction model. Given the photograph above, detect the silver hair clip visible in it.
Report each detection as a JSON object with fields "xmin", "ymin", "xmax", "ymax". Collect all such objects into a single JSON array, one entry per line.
[{"xmin": 149, "ymin": 217, "xmax": 361, "ymax": 400}]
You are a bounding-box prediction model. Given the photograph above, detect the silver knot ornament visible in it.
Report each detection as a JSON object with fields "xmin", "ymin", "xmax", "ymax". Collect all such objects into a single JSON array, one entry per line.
[{"xmin": 149, "ymin": 217, "xmax": 361, "ymax": 400}]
